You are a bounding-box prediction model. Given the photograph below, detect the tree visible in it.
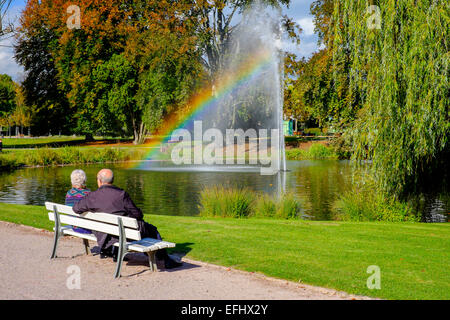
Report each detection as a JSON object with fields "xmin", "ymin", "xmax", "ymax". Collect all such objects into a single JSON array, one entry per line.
[
  {"xmin": 0, "ymin": 0, "xmax": 13, "ymax": 38},
  {"xmin": 15, "ymin": 0, "xmax": 204, "ymax": 143},
  {"xmin": 0, "ymin": 74, "xmax": 16, "ymax": 135},
  {"xmin": 89, "ymin": 54, "xmax": 138, "ymax": 139},
  {"xmin": 123, "ymin": 0, "xmax": 204, "ymax": 142},
  {"xmin": 14, "ymin": 0, "xmax": 72, "ymax": 136},
  {"xmin": 310, "ymin": 0, "xmax": 334, "ymax": 45},
  {"xmin": 192, "ymin": 0, "xmax": 300, "ymax": 81},
  {"xmin": 331, "ymin": 0, "xmax": 450, "ymax": 199},
  {"xmin": 283, "ymin": 0, "xmax": 357, "ymax": 131},
  {"xmin": 0, "ymin": 74, "xmax": 15, "ymax": 115},
  {"xmin": 284, "ymin": 50, "xmax": 334, "ymax": 128},
  {"xmin": 15, "ymin": 1, "xmax": 297, "ymax": 142},
  {"xmin": 10, "ymin": 84, "xmax": 32, "ymax": 135}
]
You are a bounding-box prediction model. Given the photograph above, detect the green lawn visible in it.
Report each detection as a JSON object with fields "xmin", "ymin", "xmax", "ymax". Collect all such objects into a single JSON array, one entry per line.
[
  {"xmin": 1, "ymin": 136, "xmax": 86, "ymax": 148},
  {"xmin": 0, "ymin": 136, "xmax": 140, "ymax": 149},
  {"xmin": 0, "ymin": 202, "xmax": 448, "ymax": 300},
  {"xmin": 0, "ymin": 147, "xmax": 150, "ymax": 171}
]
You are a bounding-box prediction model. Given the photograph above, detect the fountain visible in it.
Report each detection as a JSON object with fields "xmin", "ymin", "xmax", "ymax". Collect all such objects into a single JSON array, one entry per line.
[{"xmin": 134, "ymin": 2, "xmax": 287, "ymax": 175}]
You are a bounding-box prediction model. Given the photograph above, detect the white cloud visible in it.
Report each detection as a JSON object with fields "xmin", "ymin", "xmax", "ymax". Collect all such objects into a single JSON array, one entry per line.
[
  {"xmin": 0, "ymin": 36, "xmax": 23, "ymax": 82},
  {"xmin": 298, "ymin": 40, "xmax": 319, "ymax": 58},
  {"xmin": 0, "ymin": 4, "xmax": 25, "ymax": 82},
  {"xmin": 297, "ymin": 17, "xmax": 315, "ymax": 36},
  {"xmin": 282, "ymin": 38, "xmax": 318, "ymax": 59},
  {"xmin": 283, "ymin": 14, "xmax": 320, "ymax": 59}
]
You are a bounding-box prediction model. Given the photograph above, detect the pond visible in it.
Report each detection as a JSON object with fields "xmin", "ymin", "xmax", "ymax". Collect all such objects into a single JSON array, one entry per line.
[{"xmin": 0, "ymin": 160, "xmax": 447, "ymax": 222}]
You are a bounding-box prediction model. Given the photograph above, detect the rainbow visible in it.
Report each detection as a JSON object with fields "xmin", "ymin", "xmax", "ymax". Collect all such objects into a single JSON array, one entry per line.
[{"xmin": 129, "ymin": 49, "xmax": 275, "ymax": 169}]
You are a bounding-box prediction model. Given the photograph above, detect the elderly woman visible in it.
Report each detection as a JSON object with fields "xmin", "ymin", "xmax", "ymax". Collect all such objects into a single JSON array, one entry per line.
[{"xmin": 65, "ymin": 169, "xmax": 92, "ymax": 234}]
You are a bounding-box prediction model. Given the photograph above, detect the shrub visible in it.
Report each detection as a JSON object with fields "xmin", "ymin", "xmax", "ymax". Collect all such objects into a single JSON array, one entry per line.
[
  {"xmin": 199, "ymin": 186, "xmax": 302, "ymax": 220},
  {"xmin": 198, "ymin": 186, "xmax": 255, "ymax": 218},
  {"xmin": 332, "ymin": 172, "xmax": 421, "ymax": 222},
  {"xmin": 0, "ymin": 147, "xmax": 147, "ymax": 170},
  {"xmin": 286, "ymin": 143, "xmax": 338, "ymax": 160},
  {"xmin": 329, "ymin": 135, "xmax": 353, "ymax": 160},
  {"xmin": 304, "ymin": 128, "xmax": 323, "ymax": 136},
  {"xmin": 0, "ymin": 153, "xmax": 18, "ymax": 170},
  {"xmin": 307, "ymin": 143, "xmax": 336, "ymax": 159},
  {"xmin": 252, "ymin": 193, "xmax": 277, "ymax": 218},
  {"xmin": 276, "ymin": 193, "xmax": 302, "ymax": 219}
]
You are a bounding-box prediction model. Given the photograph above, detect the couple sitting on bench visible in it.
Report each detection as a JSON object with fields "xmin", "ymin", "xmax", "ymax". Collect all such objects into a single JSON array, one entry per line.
[{"xmin": 65, "ymin": 168, "xmax": 182, "ymax": 269}]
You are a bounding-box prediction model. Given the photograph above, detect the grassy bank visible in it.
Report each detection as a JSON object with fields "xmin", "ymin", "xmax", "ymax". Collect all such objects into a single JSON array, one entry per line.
[
  {"xmin": 333, "ymin": 187, "xmax": 420, "ymax": 222},
  {"xmin": 198, "ymin": 186, "xmax": 422, "ymax": 223},
  {"xmin": 332, "ymin": 169, "xmax": 422, "ymax": 223},
  {"xmin": 0, "ymin": 147, "xmax": 148, "ymax": 170},
  {"xmin": 1, "ymin": 136, "xmax": 85, "ymax": 148},
  {"xmin": 286, "ymin": 143, "xmax": 339, "ymax": 160},
  {"xmin": 0, "ymin": 138, "xmax": 343, "ymax": 170},
  {"xmin": 199, "ymin": 186, "xmax": 302, "ymax": 219},
  {"xmin": 0, "ymin": 202, "xmax": 448, "ymax": 300},
  {"xmin": 0, "ymin": 136, "xmax": 134, "ymax": 149}
]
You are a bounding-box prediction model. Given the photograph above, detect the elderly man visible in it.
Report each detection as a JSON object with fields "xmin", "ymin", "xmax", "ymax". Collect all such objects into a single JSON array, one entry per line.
[{"xmin": 73, "ymin": 169, "xmax": 182, "ymax": 269}]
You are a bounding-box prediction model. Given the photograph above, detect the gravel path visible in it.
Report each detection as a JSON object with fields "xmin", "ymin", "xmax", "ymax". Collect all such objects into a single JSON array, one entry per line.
[{"xmin": 0, "ymin": 222, "xmax": 371, "ymax": 300}]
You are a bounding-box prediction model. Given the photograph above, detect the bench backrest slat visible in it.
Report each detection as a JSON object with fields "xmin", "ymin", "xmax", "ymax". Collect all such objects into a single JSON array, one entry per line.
[
  {"xmin": 48, "ymin": 211, "xmax": 141, "ymax": 241},
  {"xmin": 45, "ymin": 202, "xmax": 139, "ymax": 229}
]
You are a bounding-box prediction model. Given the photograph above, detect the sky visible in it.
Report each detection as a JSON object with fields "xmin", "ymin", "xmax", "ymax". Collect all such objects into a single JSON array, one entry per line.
[{"xmin": 0, "ymin": 0, "xmax": 319, "ymax": 82}]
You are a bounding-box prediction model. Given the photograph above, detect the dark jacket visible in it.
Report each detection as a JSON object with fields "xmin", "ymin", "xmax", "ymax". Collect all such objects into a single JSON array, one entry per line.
[{"xmin": 73, "ymin": 184, "xmax": 145, "ymax": 250}]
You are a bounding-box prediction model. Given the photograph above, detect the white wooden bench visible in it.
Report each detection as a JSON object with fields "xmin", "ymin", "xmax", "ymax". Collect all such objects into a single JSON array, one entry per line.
[{"xmin": 45, "ymin": 202, "xmax": 176, "ymax": 278}]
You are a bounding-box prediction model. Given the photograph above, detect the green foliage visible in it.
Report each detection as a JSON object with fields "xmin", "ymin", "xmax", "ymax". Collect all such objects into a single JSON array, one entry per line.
[
  {"xmin": 333, "ymin": 172, "xmax": 421, "ymax": 223},
  {"xmin": 0, "ymin": 76, "xmax": 33, "ymax": 133},
  {"xmin": 0, "ymin": 74, "xmax": 16, "ymax": 118},
  {"xmin": 304, "ymin": 128, "xmax": 323, "ymax": 136},
  {"xmin": 284, "ymin": 136, "xmax": 304, "ymax": 143},
  {"xmin": 0, "ymin": 147, "xmax": 147, "ymax": 170},
  {"xmin": 274, "ymin": 192, "xmax": 302, "ymax": 219},
  {"xmin": 252, "ymin": 192, "xmax": 302, "ymax": 219},
  {"xmin": 90, "ymin": 54, "xmax": 138, "ymax": 138},
  {"xmin": 0, "ymin": 154, "xmax": 18, "ymax": 170},
  {"xmin": 199, "ymin": 186, "xmax": 302, "ymax": 219},
  {"xmin": 252, "ymin": 193, "xmax": 277, "ymax": 218},
  {"xmin": 14, "ymin": 25, "xmax": 72, "ymax": 135},
  {"xmin": 332, "ymin": 0, "xmax": 450, "ymax": 199},
  {"xmin": 310, "ymin": 0, "xmax": 334, "ymax": 45},
  {"xmin": 328, "ymin": 134, "xmax": 353, "ymax": 160},
  {"xmin": 283, "ymin": 0, "xmax": 350, "ymax": 130},
  {"xmin": 286, "ymin": 143, "xmax": 339, "ymax": 160},
  {"xmin": 15, "ymin": 0, "xmax": 204, "ymax": 142},
  {"xmin": 198, "ymin": 186, "xmax": 256, "ymax": 218}
]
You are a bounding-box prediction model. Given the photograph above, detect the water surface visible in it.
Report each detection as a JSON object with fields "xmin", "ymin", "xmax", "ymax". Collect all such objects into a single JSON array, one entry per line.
[{"xmin": 0, "ymin": 160, "xmax": 447, "ymax": 222}]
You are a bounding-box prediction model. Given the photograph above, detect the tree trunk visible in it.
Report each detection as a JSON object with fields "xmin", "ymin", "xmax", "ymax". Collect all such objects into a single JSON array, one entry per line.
[
  {"xmin": 85, "ymin": 133, "xmax": 95, "ymax": 142},
  {"xmin": 133, "ymin": 121, "xmax": 147, "ymax": 145}
]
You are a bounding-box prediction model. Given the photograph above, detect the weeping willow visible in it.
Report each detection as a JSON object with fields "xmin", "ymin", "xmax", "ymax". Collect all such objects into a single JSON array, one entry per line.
[{"xmin": 331, "ymin": 0, "xmax": 449, "ymax": 199}]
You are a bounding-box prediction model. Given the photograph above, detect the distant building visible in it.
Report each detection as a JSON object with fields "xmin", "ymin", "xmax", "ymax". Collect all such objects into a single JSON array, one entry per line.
[{"xmin": 284, "ymin": 116, "xmax": 304, "ymax": 136}]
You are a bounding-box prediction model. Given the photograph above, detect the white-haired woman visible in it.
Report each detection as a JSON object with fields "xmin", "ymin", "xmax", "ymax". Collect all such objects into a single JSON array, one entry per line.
[{"xmin": 65, "ymin": 169, "xmax": 92, "ymax": 234}]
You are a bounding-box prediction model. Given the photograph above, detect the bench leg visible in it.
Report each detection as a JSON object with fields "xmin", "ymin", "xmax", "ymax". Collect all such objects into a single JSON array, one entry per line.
[
  {"xmin": 50, "ymin": 205, "xmax": 61, "ymax": 259},
  {"xmin": 114, "ymin": 217, "xmax": 128, "ymax": 278},
  {"xmin": 114, "ymin": 249, "xmax": 128, "ymax": 279},
  {"xmin": 147, "ymin": 251, "xmax": 158, "ymax": 272},
  {"xmin": 50, "ymin": 231, "xmax": 59, "ymax": 259},
  {"xmin": 82, "ymin": 239, "xmax": 90, "ymax": 255}
]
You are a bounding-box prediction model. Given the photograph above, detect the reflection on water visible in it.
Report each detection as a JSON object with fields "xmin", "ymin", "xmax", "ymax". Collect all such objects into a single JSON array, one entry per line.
[
  {"xmin": 424, "ymin": 199, "xmax": 448, "ymax": 223},
  {"xmin": 0, "ymin": 160, "xmax": 447, "ymax": 222},
  {"xmin": 413, "ymin": 195, "xmax": 450, "ymax": 223}
]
